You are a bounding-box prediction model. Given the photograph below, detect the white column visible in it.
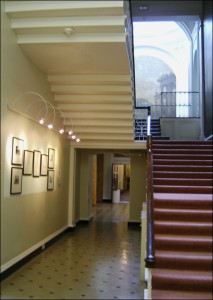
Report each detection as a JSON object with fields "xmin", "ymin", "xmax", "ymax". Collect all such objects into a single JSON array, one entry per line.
[{"xmin": 198, "ymin": 20, "xmax": 205, "ymax": 140}]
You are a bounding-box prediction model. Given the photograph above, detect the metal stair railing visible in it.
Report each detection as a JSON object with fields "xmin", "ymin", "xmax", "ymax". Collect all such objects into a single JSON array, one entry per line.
[{"xmin": 145, "ymin": 113, "xmax": 156, "ymax": 268}]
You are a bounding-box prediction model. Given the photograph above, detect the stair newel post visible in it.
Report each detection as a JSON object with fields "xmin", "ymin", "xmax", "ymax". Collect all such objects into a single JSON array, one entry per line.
[{"xmin": 145, "ymin": 115, "xmax": 156, "ymax": 268}]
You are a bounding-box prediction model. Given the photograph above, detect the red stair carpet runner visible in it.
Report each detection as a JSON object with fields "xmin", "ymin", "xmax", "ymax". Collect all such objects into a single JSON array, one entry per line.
[{"xmin": 151, "ymin": 140, "xmax": 213, "ymax": 300}]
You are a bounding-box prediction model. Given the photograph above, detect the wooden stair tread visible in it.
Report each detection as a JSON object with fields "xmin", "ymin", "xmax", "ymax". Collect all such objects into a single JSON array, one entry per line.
[
  {"xmin": 154, "ymin": 208, "xmax": 212, "ymax": 221},
  {"xmin": 152, "ymin": 289, "xmax": 213, "ymax": 299},
  {"xmin": 154, "ymin": 220, "xmax": 212, "ymax": 227},
  {"xmin": 152, "ymin": 144, "xmax": 213, "ymax": 148},
  {"xmin": 153, "ymin": 171, "xmax": 213, "ymax": 179},
  {"xmin": 155, "ymin": 250, "xmax": 212, "ymax": 271},
  {"xmin": 155, "ymin": 250, "xmax": 212, "ymax": 259},
  {"xmin": 150, "ymin": 140, "xmax": 213, "ymax": 296},
  {"xmin": 152, "ymin": 140, "xmax": 213, "ymax": 144},
  {"xmin": 154, "ymin": 223, "xmax": 212, "ymax": 235},
  {"xmin": 154, "ymin": 165, "xmax": 213, "ymax": 171},
  {"xmin": 152, "ymin": 268, "xmax": 212, "ymax": 279},
  {"xmin": 153, "ymin": 153, "xmax": 213, "ymax": 158},
  {"xmin": 154, "ymin": 178, "xmax": 213, "ymax": 185},
  {"xmin": 153, "ymin": 149, "xmax": 213, "ymax": 153},
  {"xmin": 154, "ymin": 208, "xmax": 212, "ymax": 214},
  {"xmin": 154, "ymin": 193, "xmax": 213, "ymax": 201},
  {"xmin": 152, "ymin": 268, "xmax": 213, "ymax": 291},
  {"xmin": 154, "ymin": 163, "xmax": 212, "ymax": 167},
  {"xmin": 155, "ymin": 233, "xmax": 213, "ymax": 242},
  {"xmin": 154, "ymin": 185, "xmax": 213, "ymax": 194}
]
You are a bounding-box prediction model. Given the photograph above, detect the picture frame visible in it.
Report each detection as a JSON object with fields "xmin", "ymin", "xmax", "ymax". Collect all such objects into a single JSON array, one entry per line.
[
  {"xmin": 40, "ymin": 154, "xmax": 48, "ymax": 176},
  {"xmin": 23, "ymin": 150, "xmax": 33, "ymax": 175},
  {"xmin": 12, "ymin": 137, "xmax": 24, "ymax": 165},
  {"xmin": 33, "ymin": 150, "xmax": 41, "ymax": 177},
  {"xmin": 10, "ymin": 167, "xmax": 23, "ymax": 194},
  {"xmin": 48, "ymin": 148, "xmax": 55, "ymax": 169},
  {"xmin": 47, "ymin": 170, "xmax": 54, "ymax": 190}
]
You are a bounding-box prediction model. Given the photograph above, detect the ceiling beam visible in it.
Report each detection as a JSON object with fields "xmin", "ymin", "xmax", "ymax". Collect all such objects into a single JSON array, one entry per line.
[
  {"xmin": 48, "ymin": 74, "xmax": 131, "ymax": 84},
  {"xmin": 17, "ymin": 33, "xmax": 127, "ymax": 44}
]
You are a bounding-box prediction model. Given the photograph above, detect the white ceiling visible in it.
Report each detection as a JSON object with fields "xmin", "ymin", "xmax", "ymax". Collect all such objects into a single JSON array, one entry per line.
[{"xmin": 5, "ymin": 1, "xmax": 139, "ymax": 149}]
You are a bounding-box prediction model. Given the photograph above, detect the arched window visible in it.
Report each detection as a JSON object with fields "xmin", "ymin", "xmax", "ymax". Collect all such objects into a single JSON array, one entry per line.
[{"xmin": 133, "ymin": 20, "xmax": 199, "ymax": 117}]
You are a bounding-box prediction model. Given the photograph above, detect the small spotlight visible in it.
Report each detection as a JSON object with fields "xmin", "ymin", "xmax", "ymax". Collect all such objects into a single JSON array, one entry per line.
[
  {"xmin": 59, "ymin": 128, "xmax": 64, "ymax": 134},
  {"xmin": 68, "ymin": 130, "xmax": 73, "ymax": 135},
  {"xmin": 71, "ymin": 135, "xmax": 76, "ymax": 139},
  {"xmin": 76, "ymin": 138, "xmax": 80, "ymax": 142},
  {"xmin": 39, "ymin": 118, "xmax": 44, "ymax": 125},
  {"xmin": 48, "ymin": 124, "xmax": 53, "ymax": 129}
]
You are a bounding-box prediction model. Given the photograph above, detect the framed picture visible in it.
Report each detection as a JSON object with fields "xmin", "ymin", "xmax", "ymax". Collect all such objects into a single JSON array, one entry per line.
[
  {"xmin": 12, "ymin": 137, "xmax": 24, "ymax": 165},
  {"xmin": 33, "ymin": 150, "xmax": 41, "ymax": 177},
  {"xmin": 47, "ymin": 170, "xmax": 54, "ymax": 190},
  {"xmin": 10, "ymin": 167, "xmax": 23, "ymax": 194},
  {"xmin": 23, "ymin": 150, "xmax": 33, "ymax": 175},
  {"xmin": 40, "ymin": 154, "xmax": 48, "ymax": 176},
  {"xmin": 48, "ymin": 148, "xmax": 55, "ymax": 169}
]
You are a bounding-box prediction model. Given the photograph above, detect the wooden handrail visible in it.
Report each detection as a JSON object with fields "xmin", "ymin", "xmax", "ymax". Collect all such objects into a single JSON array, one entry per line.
[{"xmin": 145, "ymin": 114, "xmax": 157, "ymax": 268}]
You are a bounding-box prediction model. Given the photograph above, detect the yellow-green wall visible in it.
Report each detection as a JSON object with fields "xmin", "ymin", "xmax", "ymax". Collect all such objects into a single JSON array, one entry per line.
[
  {"xmin": 1, "ymin": 2, "xmax": 70, "ymax": 271},
  {"xmin": 129, "ymin": 155, "xmax": 146, "ymax": 222},
  {"xmin": 1, "ymin": 1, "xmax": 146, "ymax": 273}
]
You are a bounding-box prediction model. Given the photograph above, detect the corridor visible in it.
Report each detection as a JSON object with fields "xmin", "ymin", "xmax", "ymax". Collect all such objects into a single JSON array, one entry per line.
[{"xmin": 0, "ymin": 203, "xmax": 144, "ymax": 299}]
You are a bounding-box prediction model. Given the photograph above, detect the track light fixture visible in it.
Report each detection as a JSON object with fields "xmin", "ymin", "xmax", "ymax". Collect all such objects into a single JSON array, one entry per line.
[{"xmin": 9, "ymin": 91, "xmax": 81, "ymax": 141}]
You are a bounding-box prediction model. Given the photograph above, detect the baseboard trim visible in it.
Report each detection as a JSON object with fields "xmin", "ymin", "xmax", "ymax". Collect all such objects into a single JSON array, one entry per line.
[
  {"xmin": 78, "ymin": 214, "xmax": 93, "ymax": 224},
  {"xmin": 128, "ymin": 221, "xmax": 141, "ymax": 229},
  {"xmin": 1, "ymin": 225, "xmax": 68, "ymax": 281},
  {"xmin": 102, "ymin": 198, "xmax": 112, "ymax": 203}
]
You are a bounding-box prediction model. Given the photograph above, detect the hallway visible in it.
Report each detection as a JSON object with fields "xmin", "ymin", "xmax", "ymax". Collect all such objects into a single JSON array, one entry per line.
[{"xmin": 0, "ymin": 203, "xmax": 144, "ymax": 299}]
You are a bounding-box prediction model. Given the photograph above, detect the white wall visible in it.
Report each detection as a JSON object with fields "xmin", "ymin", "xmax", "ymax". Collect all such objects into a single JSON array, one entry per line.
[
  {"xmin": 160, "ymin": 117, "xmax": 200, "ymax": 140},
  {"xmin": 1, "ymin": 2, "xmax": 70, "ymax": 272}
]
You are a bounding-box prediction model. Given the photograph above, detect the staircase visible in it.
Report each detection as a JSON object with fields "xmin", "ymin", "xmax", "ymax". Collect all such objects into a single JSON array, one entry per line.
[
  {"xmin": 134, "ymin": 119, "xmax": 169, "ymax": 141},
  {"xmin": 151, "ymin": 140, "xmax": 213, "ymax": 300}
]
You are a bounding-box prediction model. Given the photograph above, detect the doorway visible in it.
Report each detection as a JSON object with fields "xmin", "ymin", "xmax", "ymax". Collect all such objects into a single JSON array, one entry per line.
[
  {"xmin": 112, "ymin": 163, "xmax": 130, "ymax": 204},
  {"xmin": 73, "ymin": 149, "xmax": 146, "ymax": 224}
]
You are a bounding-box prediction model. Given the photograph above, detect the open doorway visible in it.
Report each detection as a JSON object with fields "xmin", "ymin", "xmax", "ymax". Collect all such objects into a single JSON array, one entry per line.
[
  {"xmin": 112, "ymin": 163, "xmax": 130, "ymax": 204},
  {"xmin": 73, "ymin": 149, "xmax": 146, "ymax": 224}
]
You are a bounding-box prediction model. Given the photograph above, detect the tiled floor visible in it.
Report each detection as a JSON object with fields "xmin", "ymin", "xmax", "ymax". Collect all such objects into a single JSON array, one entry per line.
[{"xmin": 0, "ymin": 202, "xmax": 145, "ymax": 299}]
